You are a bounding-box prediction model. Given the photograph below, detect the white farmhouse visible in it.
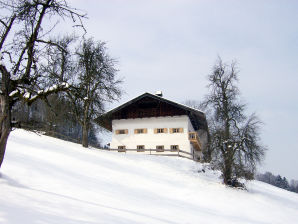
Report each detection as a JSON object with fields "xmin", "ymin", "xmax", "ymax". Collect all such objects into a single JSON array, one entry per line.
[{"xmin": 97, "ymin": 92, "xmax": 208, "ymax": 161}]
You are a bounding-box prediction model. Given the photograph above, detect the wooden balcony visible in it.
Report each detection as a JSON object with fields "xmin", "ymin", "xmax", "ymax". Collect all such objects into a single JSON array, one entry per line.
[{"xmin": 189, "ymin": 132, "xmax": 202, "ymax": 151}]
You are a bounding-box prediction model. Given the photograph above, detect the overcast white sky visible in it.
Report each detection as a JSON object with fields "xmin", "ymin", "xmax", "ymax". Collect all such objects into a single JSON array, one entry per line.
[{"xmin": 68, "ymin": 0, "xmax": 298, "ymax": 180}]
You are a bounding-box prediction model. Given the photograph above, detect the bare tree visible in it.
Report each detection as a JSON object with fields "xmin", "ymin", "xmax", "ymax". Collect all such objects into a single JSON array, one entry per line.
[
  {"xmin": 66, "ymin": 38, "xmax": 122, "ymax": 148},
  {"xmin": 0, "ymin": 0, "xmax": 86, "ymax": 168},
  {"xmin": 203, "ymin": 57, "xmax": 266, "ymax": 186}
]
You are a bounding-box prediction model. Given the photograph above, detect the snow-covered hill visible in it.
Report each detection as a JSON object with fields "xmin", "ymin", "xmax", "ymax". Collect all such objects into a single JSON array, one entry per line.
[{"xmin": 0, "ymin": 129, "xmax": 297, "ymax": 224}]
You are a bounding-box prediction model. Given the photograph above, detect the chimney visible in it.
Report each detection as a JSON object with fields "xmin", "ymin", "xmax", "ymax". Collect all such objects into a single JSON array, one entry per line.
[{"xmin": 155, "ymin": 91, "xmax": 163, "ymax": 97}]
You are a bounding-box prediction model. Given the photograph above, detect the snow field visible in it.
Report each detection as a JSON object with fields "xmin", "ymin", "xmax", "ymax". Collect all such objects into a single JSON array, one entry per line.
[{"xmin": 0, "ymin": 129, "xmax": 297, "ymax": 223}]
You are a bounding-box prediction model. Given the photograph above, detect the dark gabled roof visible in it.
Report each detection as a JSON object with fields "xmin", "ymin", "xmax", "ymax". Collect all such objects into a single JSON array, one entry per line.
[{"xmin": 95, "ymin": 92, "xmax": 208, "ymax": 132}]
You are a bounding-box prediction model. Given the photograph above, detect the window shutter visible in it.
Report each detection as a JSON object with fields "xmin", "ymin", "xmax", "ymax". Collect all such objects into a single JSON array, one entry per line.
[
  {"xmin": 154, "ymin": 128, "xmax": 157, "ymax": 134},
  {"xmin": 179, "ymin": 128, "xmax": 184, "ymax": 133},
  {"xmin": 169, "ymin": 128, "xmax": 173, "ymax": 133},
  {"xmin": 125, "ymin": 129, "xmax": 128, "ymax": 134}
]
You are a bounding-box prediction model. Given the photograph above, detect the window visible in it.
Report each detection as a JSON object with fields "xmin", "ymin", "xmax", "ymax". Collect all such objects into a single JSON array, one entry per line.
[
  {"xmin": 118, "ymin": 146, "xmax": 126, "ymax": 152},
  {"xmin": 137, "ymin": 145, "xmax": 145, "ymax": 152},
  {"xmin": 170, "ymin": 145, "xmax": 179, "ymax": 151},
  {"xmin": 115, "ymin": 129, "xmax": 128, "ymax": 135},
  {"xmin": 119, "ymin": 130, "xmax": 126, "ymax": 134},
  {"xmin": 173, "ymin": 128, "xmax": 179, "ymax": 133},
  {"xmin": 156, "ymin": 145, "xmax": 164, "ymax": 152},
  {"xmin": 170, "ymin": 128, "xmax": 184, "ymax": 133},
  {"xmin": 154, "ymin": 128, "xmax": 168, "ymax": 134},
  {"xmin": 157, "ymin": 128, "xmax": 164, "ymax": 133},
  {"xmin": 189, "ymin": 132, "xmax": 197, "ymax": 140},
  {"xmin": 134, "ymin": 128, "xmax": 147, "ymax": 134}
]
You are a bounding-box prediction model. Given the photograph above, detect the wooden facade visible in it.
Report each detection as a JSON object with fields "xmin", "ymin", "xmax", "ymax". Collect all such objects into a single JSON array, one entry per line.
[
  {"xmin": 189, "ymin": 132, "xmax": 202, "ymax": 151},
  {"xmin": 112, "ymin": 96, "xmax": 186, "ymax": 120}
]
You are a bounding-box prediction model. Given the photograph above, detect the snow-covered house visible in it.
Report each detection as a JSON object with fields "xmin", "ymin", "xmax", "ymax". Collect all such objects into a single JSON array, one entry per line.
[{"xmin": 97, "ymin": 92, "xmax": 208, "ymax": 161}]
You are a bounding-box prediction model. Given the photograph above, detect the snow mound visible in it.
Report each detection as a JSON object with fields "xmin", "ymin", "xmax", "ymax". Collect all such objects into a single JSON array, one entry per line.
[{"xmin": 0, "ymin": 129, "xmax": 297, "ymax": 224}]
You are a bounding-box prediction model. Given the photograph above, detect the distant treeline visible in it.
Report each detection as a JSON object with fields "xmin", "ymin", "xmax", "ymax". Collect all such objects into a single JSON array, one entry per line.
[
  {"xmin": 12, "ymin": 94, "xmax": 101, "ymax": 148},
  {"xmin": 256, "ymin": 172, "xmax": 298, "ymax": 194}
]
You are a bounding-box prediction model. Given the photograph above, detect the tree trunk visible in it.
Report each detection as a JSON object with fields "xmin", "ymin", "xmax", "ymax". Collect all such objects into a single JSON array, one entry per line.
[
  {"xmin": 0, "ymin": 65, "xmax": 12, "ymax": 169},
  {"xmin": 223, "ymin": 162, "xmax": 232, "ymax": 185},
  {"xmin": 82, "ymin": 122, "xmax": 88, "ymax": 148},
  {"xmin": 223, "ymin": 153, "xmax": 233, "ymax": 185},
  {"xmin": 82, "ymin": 101, "xmax": 90, "ymax": 148},
  {"xmin": 0, "ymin": 125, "xmax": 10, "ymax": 168},
  {"xmin": 0, "ymin": 94, "xmax": 11, "ymax": 168}
]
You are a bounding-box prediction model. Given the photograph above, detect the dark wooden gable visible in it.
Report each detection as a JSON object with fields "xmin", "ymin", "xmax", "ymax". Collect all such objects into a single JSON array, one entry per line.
[
  {"xmin": 96, "ymin": 93, "xmax": 208, "ymax": 132},
  {"xmin": 112, "ymin": 96, "xmax": 187, "ymax": 120}
]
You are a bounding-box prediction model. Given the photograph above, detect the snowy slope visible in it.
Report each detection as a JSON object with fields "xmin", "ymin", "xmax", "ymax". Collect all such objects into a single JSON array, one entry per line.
[{"xmin": 0, "ymin": 129, "xmax": 297, "ymax": 224}]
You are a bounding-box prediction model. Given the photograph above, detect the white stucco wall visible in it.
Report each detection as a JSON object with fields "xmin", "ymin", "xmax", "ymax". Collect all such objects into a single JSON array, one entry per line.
[{"xmin": 110, "ymin": 115, "xmax": 198, "ymax": 155}]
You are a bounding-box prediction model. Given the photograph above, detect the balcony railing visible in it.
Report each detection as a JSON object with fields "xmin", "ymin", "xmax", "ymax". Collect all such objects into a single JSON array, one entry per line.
[{"xmin": 189, "ymin": 132, "xmax": 202, "ymax": 150}]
